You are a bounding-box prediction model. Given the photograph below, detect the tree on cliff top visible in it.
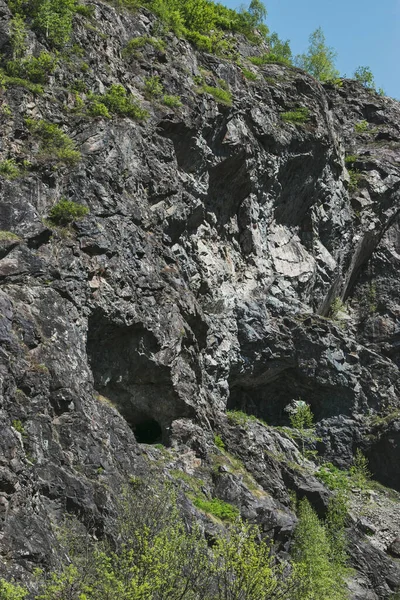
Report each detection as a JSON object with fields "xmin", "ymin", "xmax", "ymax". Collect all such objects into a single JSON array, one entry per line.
[{"xmin": 295, "ymin": 27, "xmax": 339, "ymax": 81}]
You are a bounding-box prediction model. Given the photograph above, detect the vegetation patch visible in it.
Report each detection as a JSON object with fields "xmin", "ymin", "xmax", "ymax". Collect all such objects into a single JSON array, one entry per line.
[
  {"xmin": 162, "ymin": 94, "xmax": 182, "ymax": 108},
  {"xmin": 48, "ymin": 199, "xmax": 89, "ymax": 225},
  {"xmin": 26, "ymin": 118, "xmax": 81, "ymax": 165},
  {"xmin": 0, "ymin": 159, "xmax": 20, "ymax": 180},
  {"xmin": 354, "ymin": 120, "xmax": 369, "ymax": 133},
  {"xmin": 281, "ymin": 107, "xmax": 310, "ymax": 124},
  {"xmin": 88, "ymin": 84, "xmax": 148, "ymax": 120},
  {"xmin": 123, "ymin": 36, "xmax": 165, "ymax": 57},
  {"xmin": 0, "ymin": 230, "xmax": 20, "ymax": 241},
  {"xmin": 192, "ymin": 496, "xmax": 239, "ymax": 521},
  {"xmin": 5, "ymin": 52, "xmax": 57, "ymax": 85},
  {"xmin": 201, "ymin": 84, "xmax": 232, "ymax": 106}
]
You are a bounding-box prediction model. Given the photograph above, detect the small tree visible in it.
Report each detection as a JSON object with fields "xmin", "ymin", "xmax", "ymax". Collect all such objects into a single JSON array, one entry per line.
[
  {"xmin": 9, "ymin": 14, "xmax": 28, "ymax": 60},
  {"xmin": 295, "ymin": 27, "xmax": 339, "ymax": 82},
  {"xmin": 353, "ymin": 66, "xmax": 375, "ymax": 89},
  {"xmin": 292, "ymin": 498, "xmax": 348, "ymax": 600},
  {"xmin": 286, "ymin": 400, "xmax": 314, "ymax": 456}
]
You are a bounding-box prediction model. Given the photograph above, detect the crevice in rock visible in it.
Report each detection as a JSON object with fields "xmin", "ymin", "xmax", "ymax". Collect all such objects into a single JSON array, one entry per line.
[{"xmin": 87, "ymin": 310, "xmax": 193, "ymax": 444}]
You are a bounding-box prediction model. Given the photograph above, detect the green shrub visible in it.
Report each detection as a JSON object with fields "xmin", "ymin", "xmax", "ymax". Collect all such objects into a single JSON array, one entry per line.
[
  {"xmin": 162, "ymin": 94, "xmax": 182, "ymax": 108},
  {"xmin": 0, "ymin": 159, "xmax": 20, "ymax": 180},
  {"xmin": 248, "ymin": 52, "xmax": 290, "ymax": 66},
  {"xmin": 349, "ymin": 449, "xmax": 371, "ymax": 489},
  {"xmin": 89, "ymin": 84, "xmax": 148, "ymax": 120},
  {"xmin": 353, "ymin": 66, "xmax": 375, "ymax": 89},
  {"xmin": 281, "ymin": 107, "xmax": 310, "ymax": 124},
  {"xmin": 202, "ymin": 84, "xmax": 232, "ymax": 106},
  {"xmin": 214, "ymin": 434, "xmax": 225, "ymax": 450},
  {"xmin": 316, "ymin": 463, "xmax": 351, "ymax": 491},
  {"xmin": 123, "ymin": 36, "xmax": 165, "ymax": 56},
  {"xmin": 6, "ymin": 52, "xmax": 57, "ymax": 84},
  {"xmin": 0, "ymin": 579, "xmax": 27, "ymax": 600},
  {"xmin": 88, "ymin": 100, "xmax": 110, "ymax": 118},
  {"xmin": 9, "ymin": 14, "xmax": 27, "ymax": 60},
  {"xmin": 241, "ymin": 67, "xmax": 257, "ymax": 81},
  {"xmin": 354, "ymin": 120, "xmax": 369, "ymax": 133},
  {"xmin": 344, "ymin": 154, "xmax": 358, "ymax": 165},
  {"xmin": 192, "ymin": 496, "xmax": 239, "ymax": 521},
  {"xmin": 75, "ymin": 3, "xmax": 95, "ymax": 17},
  {"xmin": 0, "ymin": 231, "xmax": 20, "ymax": 241},
  {"xmin": 347, "ymin": 168, "xmax": 361, "ymax": 191},
  {"xmin": 144, "ymin": 75, "xmax": 164, "ymax": 97},
  {"xmin": 48, "ymin": 199, "xmax": 89, "ymax": 225},
  {"xmin": 2, "ymin": 73, "xmax": 44, "ymax": 94},
  {"xmin": 26, "ymin": 118, "xmax": 81, "ymax": 165}
]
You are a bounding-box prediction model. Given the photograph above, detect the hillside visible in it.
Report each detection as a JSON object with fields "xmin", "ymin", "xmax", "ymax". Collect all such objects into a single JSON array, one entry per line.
[{"xmin": 0, "ymin": 1, "xmax": 400, "ymax": 598}]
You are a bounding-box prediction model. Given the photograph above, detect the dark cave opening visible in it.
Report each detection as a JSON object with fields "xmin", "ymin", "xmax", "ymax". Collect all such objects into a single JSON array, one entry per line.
[
  {"xmin": 86, "ymin": 310, "xmax": 193, "ymax": 446},
  {"xmin": 133, "ymin": 418, "xmax": 163, "ymax": 444}
]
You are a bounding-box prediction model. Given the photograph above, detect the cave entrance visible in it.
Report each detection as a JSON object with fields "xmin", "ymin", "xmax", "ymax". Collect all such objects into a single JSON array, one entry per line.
[
  {"xmin": 133, "ymin": 419, "xmax": 163, "ymax": 444},
  {"xmin": 86, "ymin": 310, "xmax": 194, "ymax": 446}
]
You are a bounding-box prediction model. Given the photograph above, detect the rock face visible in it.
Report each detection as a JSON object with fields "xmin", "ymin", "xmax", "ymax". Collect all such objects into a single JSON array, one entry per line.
[{"xmin": 1, "ymin": 2, "xmax": 400, "ymax": 598}]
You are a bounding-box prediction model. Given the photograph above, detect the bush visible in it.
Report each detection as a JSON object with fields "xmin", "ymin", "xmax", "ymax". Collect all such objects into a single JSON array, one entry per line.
[
  {"xmin": 354, "ymin": 119, "xmax": 369, "ymax": 133},
  {"xmin": 88, "ymin": 100, "xmax": 110, "ymax": 118},
  {"xmin": 89, "ymin": 84, "xmax": 149, "ymax": 120},
  {"xmin": 214, "ymin": 434, "xmax": 225, "ymax": 450},
  {"xmin": 354, "ymin": 66, "xmax": 375, "ymax": 89},
  {"xmin": 0, "ymin": 579, "xmax": 27, "ymax": 600},
  {"xmin": 3, "ymin": 73, "xmax": 44, "ymax": 94},
  {"xmin": 6, "ymin": 52, "xmax": 57, "ymax": 84},
  {"xmin": 48, "ymin": 199, "xmax": 89, "ymax": 225},
  {"xmin": 123, "ymin": 36, "xmax": 165, "ymax": 56},
  {"xmin": 26, "ymin": 119, "xmax": 81, "ymax": 165},
  {"xmin": 281, "ymin": 107, "xmax": 310, "ymax": 124},
  {"xmin": 316, "ymin": 463, "xmax": 351, "ymax": 491},
  {"xmin": 192, "ymin": 496, "xmax": 239, "ymax": 521},
  {"xmin": 202, "ymin": 84, "xmax": 232, "ymax": 106},
  {"xmin": 144, "ymin": 75, "xmax": 164, "ymax": 97},
  {"xmin": 0, "ymin": 159, "xmax": 20, "ymax": 180},
  {"xmin": 241, "ymin": 67, "xmax": 257, "ymax": 81},
  {"xmin": 162, "ymin": 94, "xmax": 182, "ymax": 108}
]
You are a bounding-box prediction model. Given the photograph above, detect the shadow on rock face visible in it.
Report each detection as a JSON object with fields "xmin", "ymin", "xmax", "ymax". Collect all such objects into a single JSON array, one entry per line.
[{"xmin": 86, "ymin": 310, "xmax": 193, "ymax": 444}]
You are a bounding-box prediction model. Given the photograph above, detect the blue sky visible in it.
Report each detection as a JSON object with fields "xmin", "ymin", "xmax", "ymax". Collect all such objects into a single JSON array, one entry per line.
[{"xmin": 223, "ymin": 0, "xmax": 400, "ymax": 99}]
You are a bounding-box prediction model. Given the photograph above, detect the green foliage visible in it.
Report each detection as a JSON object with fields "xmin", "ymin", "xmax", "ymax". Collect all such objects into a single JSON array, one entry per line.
[
  {"xmin": 267, "ymin": 31, "xmax": 292, "ymax": 64},
  {"xmin": 123, "ymin": 36, "xmax": 165, "ymax": 57},
  {"xmin": 34, "ymin": 0, "xmax": 78, "ymax": 47},
  {"xmin": 88, "ymin": 100, "xmax": 110, "ymax": 118},
  {"xmin": 292, "ymin": 498, "xmax": 348, "ymax": 600},
  {"xmin": 0, "ymin": 159, "xmax": 20, "ymax": 180},
  {"xmin": 2, "ymin": 73, "xmax": 44, "ymax": 94},
  {"xmin": 202, "ymin": 84, "xmax": 232, "ymax": 106},
  {"xmin": 325, "ymin": 492, "xmax": 348, "ymax": 568},
  {"xmin": 26, "ymin": 118, "xmax": 81, "ymax": 165},
  {"xmin": 354, "ymin": 66, "xmax": 375, "ymax": 89},
  {"xmin": 48, "ymin": 199, "xmax": 89, "ymax": 225},
  {"xmin": 6, "ymin": 52, "xmax": 57, "ymax": 84},
  {"xmin": 12, "ymin": 419, "xmax": 26, "ymax": 435},
  {"xmin": 9, "ymin": 14, "xmax": 28, "ymax": 60},
  {"xmin": 347, "ymin": 168, "xmax": 361, "ymax": 191},
  {"xmin": 354, "ymin": 119, "xmax": 369, "ymax": 133},
  {"xmin": 162, "ymin": 94, "xmax": 182, "ymax": 108},
  {"xmin": 295, "ymin": 27, "xmax": 339, "ymax": 82},
  {"xmin": 288, "ymin": 401, "xmax": 314, "ymax": 430},
  {"xmin": 212, "ymin": 520, "xmax": 290, "ymax": 600},
  {"xmin": 144, "ymin": 75, "xmax": 164, "ymax": 97},
  {"xmin": 316, "ymin": 463, "xmax": 351, "ymax": 491},
  {"xmin": 0, "ymin": 579, "xmax": 28, "ymax": 600},
  {"xmin": 241, "ymin": 67, "xmax": 258, "ymax": 81},
  {"xmin": 192, "ymin": 496, "xmax": 239, "ymax": 521},
  {"xmin": 89, "ymin": 84, "xmax": 149, "ymax": 120},
  {"xmin": 214, "ymin": 434, "xmax": 225, "ymax": 450},
  {"xmin": 75, "ymin": 3, "xmax": 95, "ymax": 17},
  {"xmin": 349, "ymin": 449, "xmax": 371, "ymax": 489},
  {"xmin": 281, "ymin": 107, "xmax": 310, "ymax": 124},
  {"xmin": 344, "ymin": 154, "xmax": 358, "ymax": 165},
  {"xmin": 0, "ymin": 231, "xmax": 20, "ymax": 241}
]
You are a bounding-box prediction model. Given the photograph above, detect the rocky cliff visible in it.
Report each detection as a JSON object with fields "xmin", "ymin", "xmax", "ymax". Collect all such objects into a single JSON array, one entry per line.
[{"xmin": 1, "ymin": 1, "xmax": 400, "ymax": 598}]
